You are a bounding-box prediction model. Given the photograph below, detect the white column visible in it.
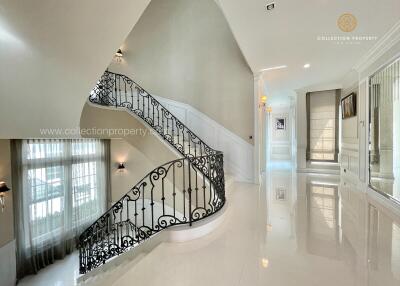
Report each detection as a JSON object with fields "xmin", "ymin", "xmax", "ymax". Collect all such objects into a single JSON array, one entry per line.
[
  {"xmin": 253, "ymin": 74, "xmax": 261, "ymax": 184},
  {"xmin": 296, "ymin": 91, "xmax": 307, "ymax": 170}
]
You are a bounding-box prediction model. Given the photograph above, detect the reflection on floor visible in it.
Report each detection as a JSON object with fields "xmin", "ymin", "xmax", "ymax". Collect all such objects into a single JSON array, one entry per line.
[
  {"xmin": 18, "ymin": 160, "xmax": 400, "ymax": 286},
  {"xmin": 18, "ymin": 251, "xmax": 79, "ymax": 286}
]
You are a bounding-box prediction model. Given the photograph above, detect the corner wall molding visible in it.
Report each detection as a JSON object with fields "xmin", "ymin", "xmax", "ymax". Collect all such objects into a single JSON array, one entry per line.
[{"xmin": 354, "ymin": 19, "xmax": 400, "ymax": 73}]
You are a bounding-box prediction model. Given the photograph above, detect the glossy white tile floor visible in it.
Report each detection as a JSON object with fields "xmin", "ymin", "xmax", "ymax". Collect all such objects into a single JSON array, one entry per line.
[
  {"xmin": 18, "ymin": 161, "xmax": 400, "ymax": 286},
  {"xmin": 18, "ymin": 252, "xmax": 80, "ymax": 286}
]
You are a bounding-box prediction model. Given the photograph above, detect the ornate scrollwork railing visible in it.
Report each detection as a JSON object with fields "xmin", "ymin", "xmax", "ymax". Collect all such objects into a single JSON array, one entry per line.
[{"xmin": 78, "ymin": 71, "xmax": 225, "ymax": 274}]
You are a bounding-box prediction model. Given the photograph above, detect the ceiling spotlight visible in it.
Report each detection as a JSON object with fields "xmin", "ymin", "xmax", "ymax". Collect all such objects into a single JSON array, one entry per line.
[
  {"xmin": 259, "ymin": 65, "xmax": 287, "ymax": 72},
  {"xmin": 303, "ymin": 63, "xmax": 311, "ymax": 69},
  {"xmin": 266, "ymin": 2, "xmax": 275, "ymax": 10}
]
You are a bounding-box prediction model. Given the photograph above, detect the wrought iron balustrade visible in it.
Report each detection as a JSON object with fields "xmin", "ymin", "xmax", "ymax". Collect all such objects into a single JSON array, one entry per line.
[{"xmin": 78, "ymin": 71, "xmax": 225, "ymax": 274}]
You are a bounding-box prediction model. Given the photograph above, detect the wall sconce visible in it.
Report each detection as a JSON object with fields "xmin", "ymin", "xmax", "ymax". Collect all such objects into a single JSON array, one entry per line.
[
  {"xmin": 266, "ymin": 106, "xmax": 272, "ymax": 113},
  {"xmin": 0, "ymin": 181, "xmax": 10, "ymax": 213},
  {"xmin": 115, "ymin": 49, "xmax": 123, "ymax": 57},
  {"xmin": 114, "ymin": 49, "xmax": 123, "ymax": 63},
  {"xmin": 117, "ymin": 162, "xmax": 125, "ymax": 172},
  {"xmin": 261, "ymin": 258, "xmax": 269, "ymax": 268},
  {"xmin": 260, "ymin": 95, "xmax": 267, "ymax": 108}
]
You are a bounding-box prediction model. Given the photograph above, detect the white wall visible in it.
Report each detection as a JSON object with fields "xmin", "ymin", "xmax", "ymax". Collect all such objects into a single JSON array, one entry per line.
[
  {"xmin": 108, "ymin": 0, "xmax": 254, "ymax": 144},
  {"xmin": 0, "ymin": 240, "xmax": 16, "ymax": 286},
  {"xmin": 110, "ymin": 139, "xmax": 156, "ymax": 202},
  {"xmin": 154, "ymin": 96, "xmax": 254, "ymax": 182},
  {"xmin": 0, "ymin": 139, "xmax": 15, "ymax": 286}
]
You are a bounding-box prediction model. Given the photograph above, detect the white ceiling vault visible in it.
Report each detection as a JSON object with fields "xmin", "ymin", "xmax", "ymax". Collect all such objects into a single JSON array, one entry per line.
[{"xmin": 216, "ymin": 0, "xmax": 400, "ymax": 101}]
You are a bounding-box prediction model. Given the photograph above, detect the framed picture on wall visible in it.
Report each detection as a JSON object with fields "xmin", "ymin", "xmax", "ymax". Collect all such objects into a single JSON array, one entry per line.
[
  {"xmin": 275, "ymin": 118, "xmax": 286, "ymax": 130},
  {"xmin": 341, "ymin": 92, "xmax": 357, "ymax": 119},
  {"xmin": 275, "ymin": 187, "xmax": 286, "ymax": 201}
]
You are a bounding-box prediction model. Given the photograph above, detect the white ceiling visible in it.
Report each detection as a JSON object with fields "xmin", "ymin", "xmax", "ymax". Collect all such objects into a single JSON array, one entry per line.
[{"xmin": 217, "ymin": 0, "xmax": 400, "ymax": 101}]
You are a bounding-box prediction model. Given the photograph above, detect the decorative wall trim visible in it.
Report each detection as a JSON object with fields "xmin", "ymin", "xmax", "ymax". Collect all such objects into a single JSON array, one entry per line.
[
  {"xmin": 154, "ymin": 96, "xmax": 254, "ymax": 182},
  {"xmin": 367, "ymin": 187, "xmax": 400, "ymax": 220},
  {"xmin": 354, "ymin": 19, "xmax": 400, "ymax": 73}
]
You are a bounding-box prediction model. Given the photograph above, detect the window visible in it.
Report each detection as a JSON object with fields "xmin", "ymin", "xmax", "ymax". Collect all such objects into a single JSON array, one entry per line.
[
  {"xmin": 22, "ymin": 139, "xmax": 107, "ymax": 243},
  {"xmin": 306, "ymin": 90, "xmax": 340, "ymax": 162}
]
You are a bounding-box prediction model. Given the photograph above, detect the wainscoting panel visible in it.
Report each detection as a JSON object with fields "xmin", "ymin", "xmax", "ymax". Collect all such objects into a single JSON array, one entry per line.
[
  {"xmin": 340, "ymin": 142, "xmax": 359, "ymax": 182},
  {"xmin": 155, "ymin": 96, "xmax": 254, "ymax": 182}
]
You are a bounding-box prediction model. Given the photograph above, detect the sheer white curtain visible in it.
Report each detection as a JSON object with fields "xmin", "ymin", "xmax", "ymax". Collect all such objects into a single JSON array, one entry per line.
[{"xmin": 12, "ymin": 139, "xmax": 109, "ymax": 279}]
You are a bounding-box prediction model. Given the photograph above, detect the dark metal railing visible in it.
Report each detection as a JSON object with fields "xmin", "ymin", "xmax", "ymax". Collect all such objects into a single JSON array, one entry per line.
[{"xmin": 78, "ymin": 71, "xmax": 225, "ymax": 274}]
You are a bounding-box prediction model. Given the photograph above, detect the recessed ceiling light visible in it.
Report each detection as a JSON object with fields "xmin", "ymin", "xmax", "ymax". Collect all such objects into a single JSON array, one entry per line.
[
  {"xmin": 266, "ymin": 2, "xmax": 275, "ymax": 11},
  {"xmin": 260, "ymin": 65, "xmax": 287, "ymax": 72},
  {"xmin": 303, "ymin": 63, "xmax": 311, "ymax": 69}
]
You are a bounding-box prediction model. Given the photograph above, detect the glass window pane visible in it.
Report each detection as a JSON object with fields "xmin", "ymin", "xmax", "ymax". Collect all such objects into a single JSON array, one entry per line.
[{"xmin": 23, "ymin": 139, "xmax": 105, "ymax": 243}]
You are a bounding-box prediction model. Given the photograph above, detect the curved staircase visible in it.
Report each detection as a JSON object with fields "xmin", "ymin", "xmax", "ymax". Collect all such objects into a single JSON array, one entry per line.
[{"xmin": 78, "ymin": 71, "xmax": 225, "ymax": 274}]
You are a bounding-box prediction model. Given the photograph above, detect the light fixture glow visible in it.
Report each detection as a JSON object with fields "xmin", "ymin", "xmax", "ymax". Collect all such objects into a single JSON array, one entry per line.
[
  {"xmin": 261, "ymin": 258, "xmax": 269, "ymax": 268},
  {"xmin": 259, "ymin": 65, "xmax": 287, "ymax": 72},
  {"xmin": 261, "ymin": 95, "xmax": 267, "ymax": 103},
  {"xmin": 303, "ymin": 63, "xmax": 311, "ymax": 69}
]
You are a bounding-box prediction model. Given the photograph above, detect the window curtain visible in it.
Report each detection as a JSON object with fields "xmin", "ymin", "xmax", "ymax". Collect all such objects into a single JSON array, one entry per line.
[{"xmin": 11, "ymin": 139, "xmax": 111, "ymax": 280}]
